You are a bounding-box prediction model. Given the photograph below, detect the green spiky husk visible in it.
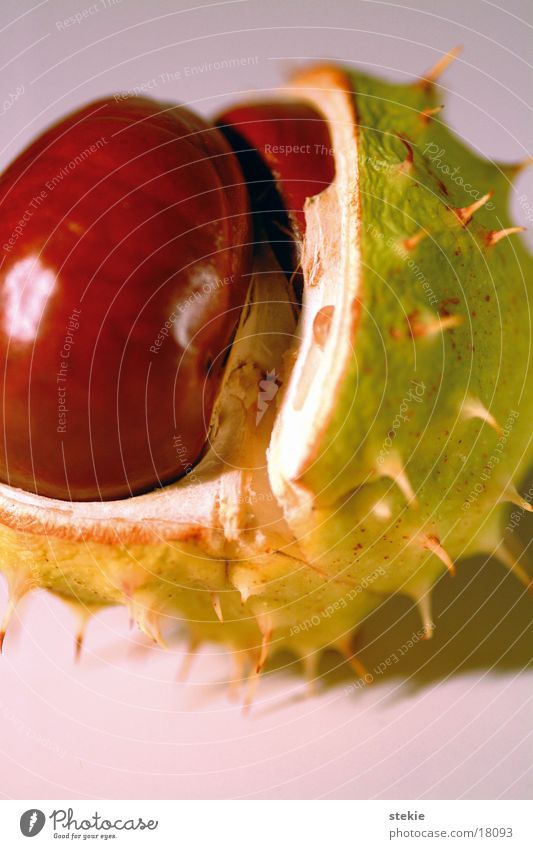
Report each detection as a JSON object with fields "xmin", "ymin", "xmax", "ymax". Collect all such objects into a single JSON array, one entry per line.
[{"xmin": 0, "ymin": 62, "xmax": 531, "ymax": 677}]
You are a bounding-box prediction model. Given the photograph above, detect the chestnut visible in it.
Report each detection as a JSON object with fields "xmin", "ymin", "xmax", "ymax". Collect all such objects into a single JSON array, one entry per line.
[{"xmin": 0, "ymin": 96, "xmax": 251, "ymax": 500}]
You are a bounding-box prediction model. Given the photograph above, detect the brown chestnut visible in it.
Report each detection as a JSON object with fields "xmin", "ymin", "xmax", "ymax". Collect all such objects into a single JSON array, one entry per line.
[{"xmin": 0, "ymin": 96, "xmax": 251, "ymax": 500}]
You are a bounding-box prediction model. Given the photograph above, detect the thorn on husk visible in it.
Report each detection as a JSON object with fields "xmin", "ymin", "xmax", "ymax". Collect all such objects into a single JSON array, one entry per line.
[
  {"xmin": 422, "ymin": 534, "xmax": 456, "ymax": 576},
  {"xmin": 486, "ymin": 227, "xmax": 525, "ymax": 246},
  {"xmin": 452, "ymin": 191, "xmax": 493, "ymax": 225},
  {"xmin": 461, "ymin": 397, "xmax": 502, "ymax": 435},
  {"xmin": 403, "ymin": 229, "xmax": 428, "ymax": 251},
  {"xmin": 211, "ymin": 592, "xmax": 224, "ymax": 623}
]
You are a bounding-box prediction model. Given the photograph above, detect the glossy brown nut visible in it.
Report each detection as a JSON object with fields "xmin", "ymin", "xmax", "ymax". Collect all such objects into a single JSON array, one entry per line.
[
  {"xmin": 0, "ymin": 96, "xmax": 251, "ymax": 500},
  {"xmin": 216, "ymin": 101, "xmax": 335, "ymax": 243}
]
